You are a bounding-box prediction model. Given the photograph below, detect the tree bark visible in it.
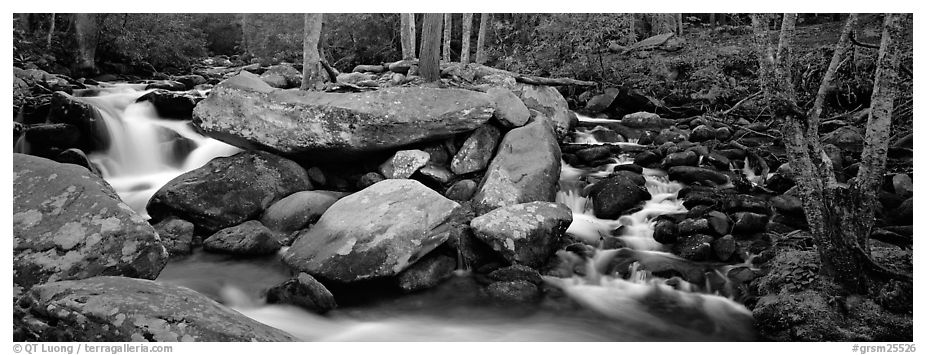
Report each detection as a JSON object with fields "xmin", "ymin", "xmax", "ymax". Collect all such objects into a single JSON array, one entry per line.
[
  {"xmin": 776, "ymin": 14, "xmax": 798, "ymax": 102},
  {"xmin": 47, "ymin": 13, "xmax": 55, "ymax": 48},
  {"xmin": 808, "ymin": 14, "xmax": 858, "ymax": 136},
  {"xmin": 751, "ymin": 14, "xmax": 777, "ymax": 118},
  {"xmin": 240, "ymin": 14, "xmax": 249, "ymax": 55},
  {"xmin": 401, "ymin": 13, "xmax": 416, "ymax": 59},
  {"xmin": 765, "ymin": 13, "xmax": 911, "ymax": 295},
  {"xmin": 74, "ymin": 13, "xmax": 99, "ymax": 76},
  {"xmin": 461, "ymin": 13, "xmax": 473, "ymax": 64},
  {"xmin": 676, "ymin": 13, "xmax": 684, "ymax": 35},
  {"xmin": 475, "ymin": 13, "xmax": 490, "ymax": 64},
  {"xmin": 419, "ymin": 14, "xmax": 443, "ymax": 82},
  {"xmin": 301, "ymin": 14, "xmax": 325, "ymax": 91},
  {"xmin": 442, "ymin": 13, "xmax": 452, "ymax": 62},
  {"xmin": 709, "ymin": 13, "xmax": 716, "ymax": 28}
]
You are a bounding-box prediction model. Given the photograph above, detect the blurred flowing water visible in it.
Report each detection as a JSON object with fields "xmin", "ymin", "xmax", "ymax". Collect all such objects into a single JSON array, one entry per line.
[{"xmin": 84, "ymin": 89, "xmax": 755, "ymax": 341}]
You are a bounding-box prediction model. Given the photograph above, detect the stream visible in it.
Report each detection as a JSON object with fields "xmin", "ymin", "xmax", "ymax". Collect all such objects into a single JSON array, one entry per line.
[{"xmin": 79, "ymin": 85, "xmax": 756, "ymax": 341}]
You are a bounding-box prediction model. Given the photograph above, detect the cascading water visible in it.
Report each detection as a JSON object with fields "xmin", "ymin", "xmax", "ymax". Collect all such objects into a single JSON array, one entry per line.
[{"xmin": 77, "ymin": 84, "xmax": 241, "ymax": 217}]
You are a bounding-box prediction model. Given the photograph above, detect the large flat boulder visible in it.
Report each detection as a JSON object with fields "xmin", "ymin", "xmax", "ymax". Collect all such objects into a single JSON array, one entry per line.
[
  {"xmin": 472, "ymin": 118, "xmax": 562, "ymax": 214},
  {"xmin": 147, "ymin": 151, "xmax": 311, "ymax": 232},
  {"xmin": 470, "ymin": 202, "xmax": 572, "ymax": 268},
  {"xmin": 193, "ymin": 72, "xmax": 495, "ymax": 160},
  {"xmin": 13, "ymin": 154, "xmax": 168, "ymax": 290},
  {"xmin": 14, "ymin": 276, "xmax": 296, "ymax": 341},
  {"xmin": 282, "ymin": 179, "xmax": 460, "ymax": 283}
]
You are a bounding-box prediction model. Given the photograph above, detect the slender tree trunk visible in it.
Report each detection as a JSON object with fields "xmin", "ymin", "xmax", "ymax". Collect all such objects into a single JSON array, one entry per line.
[
  {"xmin": 400, "ymin": 13, "xmax": 416, "ymax": 59},
  {"xmin": 808, "ymin": 14, "xmax": 859, "ymax": 135},
  {"xmin": 74, "ymin": 13, "xmax": 99, "ymax": 76},
  {"xmin": 46, "ymin": 13, "xmax": 55, "ymax": 48},
  {"xmin": 240, "ymin": 14, "xmax": 249, "ymax": 55},
  {"xmin": 751, "ymin": 14, "xmax": 776, "ymax": 118},
  {"xmin": 475, "ymin": 13, "xmax": 490, "ymax": 64},
  {"xmin": 461, "ymin": 13, "xmax": 473, "ymax": 64},
  {"xmin": 419, "ymin": 14, "xmax": 443, "ymax": 82},
  {"xmin": 442, "ymin": 13, "xmax": 452, "ymax": 62},
  {"xmin": 764, "ymin": 13, "xmax": 910, "ymax": 295},
  {"xmin": 676, "ymin": 13, "xmax": 684, "ymax": 35},
  {"xmin": 301, "ymin": 14, "xmax": 325, "ymax": 91},
  {"xmin": 709, "ymin": 13, "xmax": 716, "ymax": 28},
  {"xmin": 777, "ymin": 14, "xmax": 798, "ymax": 101}
]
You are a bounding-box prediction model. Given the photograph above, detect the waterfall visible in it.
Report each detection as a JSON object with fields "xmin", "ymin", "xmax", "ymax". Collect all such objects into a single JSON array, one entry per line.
[{"xmin": 78, "ymin": 84, "xmax": 240, "ymax": 218}]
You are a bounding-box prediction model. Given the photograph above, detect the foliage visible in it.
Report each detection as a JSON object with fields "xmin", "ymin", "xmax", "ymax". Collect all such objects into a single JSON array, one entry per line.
[
  {"xmin": 96, "ymin": 14, "xmax": 208, "ymax": 73},
  {"xmin": 488, "ymin": 14, "xmax": 635, "ymax": 81}
]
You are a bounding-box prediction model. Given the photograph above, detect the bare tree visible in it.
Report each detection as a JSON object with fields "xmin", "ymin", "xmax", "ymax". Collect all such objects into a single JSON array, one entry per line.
[
  {"xmin": 461, "ymin": 13, "xmax": 473, "ymax": 64},
  {"xmin": 442, "ymin": 13, "xmax": 452, "ymax": 62},
  {"xmin": 301, "ymin": 14, "xmax": 325, "ymax": 91},
  {"xmin": 419, "ymin": 14, "xmax": 443, "ymax": 82},
  {"xmin": 776, "ymin": 13, "xmax": 798, "ymax": 99},
  {"xmin": 240, "ymin": 14, "xmax": 249, "ymax": 55},
  {"xmin": 400, "ymin": 13, "xmax": 416, "ymax": 59},
  {"xmin": 46, "ymin": 13, "xmax": 55, "ymax": 48},
  {"xmin": 475, "ymin": 13, "xmax": 490, "ymax": 64},
  {"xmin": 753, "ymin": 13, "xmax": 911, "ymax": 295},
  {"xmin": 676, "ymin": 13, "xmax": 684, "ymax": 35}
]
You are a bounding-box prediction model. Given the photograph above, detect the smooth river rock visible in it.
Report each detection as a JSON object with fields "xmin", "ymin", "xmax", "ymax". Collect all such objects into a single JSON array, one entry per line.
[
  {"xmin": 14, "ymin": 276, "xmax": 296, "ymax": 341},
  {"xmin": 470, "ymin": 201, "xmax": 573, "ymax": 268},
  {"xmin": 260, "ymin": 190, "xmax": 346, "ymax": 233},
  {"xmin": 13, "ymin": 154, "xmax": 168, "ymax": 290},
  {"xmin": 147, "ymin": 151, "xmax": 311, "ymax": 232},
  {"xmin": 193, "ymin": 71, "xmax": 495, "ymax": 160},
  {"xmin": 282, "ymin": 179, "xmax": 460, "ymax": 283},
  {"xmin": 472, "ymin": 118, "xmax": 562, "ymax": 215}
]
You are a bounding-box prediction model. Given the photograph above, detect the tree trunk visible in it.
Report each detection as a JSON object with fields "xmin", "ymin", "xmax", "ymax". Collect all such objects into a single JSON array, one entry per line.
[
  {"xmin": 419, "ymin": 14, "xmax": 443, "ymax": 82},
  {"xmin": 47, "ymin": 13, "xmax": 55, "ymax": 48},
  {"xmin": 709, "ymin": 13, "xmax": 716, "ymax": 28},
  {"xmin": 442, "ymin": 13, "xmax": 452, "ymax": 62},
  {"xmin": 240, "ymin": 14, "xmax": 249, "ymax": 55},
  {"xmin": 751, "ymin": 14, "xmax": 777, "ymax": 118},
  {"xmin": 776, "ymin": 14, "xmax": 798, "ymax": 100},
  {"xmin": 676, "ymin": 13, "xmax": 684, "ymax": 35},
  {"xmin": 461, "ymin": 13, "xmax": 473, "ymax": 64},
  {"xmin": 301, "ymin": 14, "xmax": 325, "ymax": 91},
  {"xmin": 766, "ymin": 13, "xmax": 910, "ymax": 295},
  {"xmin": 400, "ymin": 13, "xmax": 416, "ymax": 59},
  {"xmin": 475, "ymin": 13, "xmax": 490, "ymax": 64},
  {"xmin": 74, "ymin": 13, "xmax": 99, "ymax": 76}
]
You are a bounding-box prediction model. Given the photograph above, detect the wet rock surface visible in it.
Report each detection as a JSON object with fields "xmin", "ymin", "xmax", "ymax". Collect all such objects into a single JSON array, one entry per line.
[
  {"xmin": 13, "ymin": 154, "xmax": 168, "ymax": 290},
  {"xmin": 15, "ymin": 276, "xmax": 296, "ymax": 341}
]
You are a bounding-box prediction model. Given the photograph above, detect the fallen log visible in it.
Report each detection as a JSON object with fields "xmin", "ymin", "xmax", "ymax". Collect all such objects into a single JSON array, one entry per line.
[{"xmin": 514, "ymin": 75, "xmax": 597, "ymax": 87}]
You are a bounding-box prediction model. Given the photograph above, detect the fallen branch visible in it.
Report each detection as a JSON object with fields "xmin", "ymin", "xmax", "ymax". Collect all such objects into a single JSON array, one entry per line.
[
  {"xmin": 320, "ymin": 60, "xmax": 339, "ymax": 83},
  {"xmin": 514, "ymin": 75, "xmax": 597, "ymax": 87},
  {"xmin": 721, "ymin": 91, "xmax": 761, "ymax": 116}
]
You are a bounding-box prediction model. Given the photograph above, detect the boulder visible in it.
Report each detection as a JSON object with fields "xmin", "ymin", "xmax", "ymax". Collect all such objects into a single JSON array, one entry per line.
[
  {"xmin": 147, "ymin": 151, "xmax": 311, "ymax": 232},
  {"xmin": 584, "ymin": 88, "xmax": 621, "ymax": 114},
  {"xmin": 260, "ymin": 64, "xmax": 302, "ymax": 89},
  {"xmin": 822, "ymin": 126, "xmax": 864, "ymax": 152},
  {"xmin": 357, "ymin": 172, "xmax": 385, "ymax": 190},
  {"xmin": 152, "ymin": 218, "xmax": 196, "ymax": 256},
  {"xmin": 380, "ymin": 149, "xmax": 431, "ymax": 179},
  {"xmin": 445, "ymin": 179, "xmax": 478, "ymax": 201},
  {"xmin": 472, "ymin": 119, "xmax": 562, "ymax": 214},
  {"xmin": 486, "ymin": 87, "xmax": 530, "ymax": 128},
  {"xmin": 55, "ymin": 148, "xmax": 101, "ymax": 175},
  {"xmin": 689, "ymin": 124, "xmax": 717, "ymax": 142},
  {"xmin": 678, "ymin": 218, "xmax": 711, "ymax": 236},
  {"xmin": 203, "ymin": 220, "xmax": 281, "ymax": 256},
  {"xmin": 488, "ymin": 264, "xmax": 543, "ymax": 285},
  {"xmin": 487, "ymin": 280, "xmax": 540, "ymax": 303},
  {"xmin": 587, "ymin": 172, "xmax": 651, "ymax": 219},
  {"xmin": 663, "ymin": 150, "xmax": 699, "ymax": 168},
  {"xmin": 260, "ymin": 190, "xmax": 345, "ymax": 233},
  {"xmin": 450, "ymin": 124, "xmax": 501, "ymax": 174},
  {"xmin": 13, "ymin": 154, "xmax": 168, "ymax": 290},
  {"xmin": 575, "ymin": 146, "xmax": 612, "ymax": 163},
  {"xmin": 668, "ymin": 166, "xmax": 730, "ymax": 186},
  {"xmin": 712, "ymin": 235, "xmax": 737, "ymax": 261},
  {"xmin": 892, "ymin": 174, "xmax": 913, "ymax": 198},
  {"xmin": 265, "ymin": 273, "xmax": 337, "ymax": 313},
  {"xmin": 193, "ymin": 72, "xmax": 495, "ymax": 160},
  {"xmin": 15, "ymin": 276, "xmax": 296, "ymax": 341},
  {"xmin": 732, "ymin": 212, "xmax": 769, "ymax": 235},
  {"xmin": 418, "ymin": 164, "xmax": 455, "ymax": 185},
  {"xmin": 621, "ymin": 112, "xmax": 673, "ymax": 130},
  {"xmin": 509, "ymin": 84, "xmax": 576, "ymax": 139},
  {"xmin": 282, "ymin": 179, "xmax": 460, "ymax": 283},
  {"xmin": 470, "ymin": 202, "xmax": 572, "ymax": 268},
  {"xmin": 136, "ymin": 89, "xmax": 201, "ymax": 119},
  {"xmin": 653, "ymin": 219, "xmax": 679, "ymax": 244},
  {"xmin": 673, "ymin": 234, "xmax": 715, "ymax": 261},
  {"xmin": 397, "ymin": 253, "xmax": 457, "ymax": 292},
  {"xmin": 47, "ymin": 92, "xmax": 110, "ymax": 152}
]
